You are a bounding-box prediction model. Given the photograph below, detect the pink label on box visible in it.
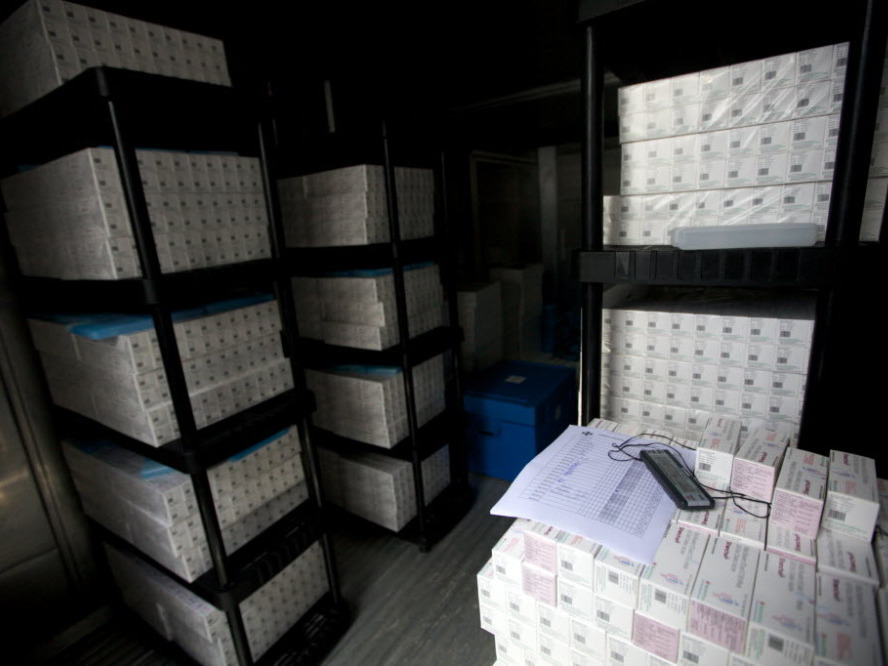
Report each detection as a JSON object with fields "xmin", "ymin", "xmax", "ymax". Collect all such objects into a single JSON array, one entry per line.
[
  {"xmin": 525, "ymin": 533, "xmax": 559, "ymax": 572},
  {"xmin": 731, "ymin": 460, "xmax": 776, "ymax": 502},
  {"xmin": 522, "ymin": 565, "xmax": 557, "ymax": 606},
  {"xmin": 689, "ymin": 600, "xmax": 749, "ymax": 653},
  {"xmin": 770, "ymin": 492, "xmax": 823, "ymax": 538},
  {"xmin": 632, "ymin": 612, "xmax": 679, "ymax": 662}
]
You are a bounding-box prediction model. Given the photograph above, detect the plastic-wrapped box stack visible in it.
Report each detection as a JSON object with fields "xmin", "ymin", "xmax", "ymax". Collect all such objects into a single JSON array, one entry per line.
[
  {"xmin": 0, "ymin": 147, "xmax": 270, "ymax": 279},
  {"xmin": 306, "ymin": 354, "xmax": 446, "ymax": 448},
  {"xmin": 601, "ymin": 290, "xmax": 813, "ymax": 441},
  {"xmin": 477, "ymin": 418, "xmax": 887, "ymax": 666},
  {"xmin": 63, "ymin": 426, "xmax": 306, "ymax": 582},
  {"xmin": 605, "ymin": 43, "xmax": 866, "ymax": 245},
  {"xmin": 489, "ymin": 263, "xmax": 543, "ymax": 360},
  {"xmin": 458, "ymin": 282, "xmax": 504, "ymax": 374},
  {"xmin": 318, "ymin": 444, "xmax": 451, "ymax": 532},
  {"xmin": 0, "ymin": 0, "xmax": 231, "ymax": 118},
  {"xmin": 278, "ymin": 164, "xmax": 435, "ymax": 247},
  {"xmin": 105, "ymin": 539, "xmax": 327, "ymax": 666},
  {"xmin": 863, "ymin": 45, "xmax": 888, "ymax": 241},
  {"xmin": 292, "ymin": 263, "xmax": 444, "ymax": 350},
  {"xmin": 28, "ymin": 294, "xmax": 292, "ymax": 446}
]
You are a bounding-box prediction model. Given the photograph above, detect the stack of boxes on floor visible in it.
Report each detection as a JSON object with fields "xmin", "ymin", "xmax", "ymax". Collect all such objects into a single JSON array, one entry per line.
[
  {"xmin": 280, "ymin": 164, "xmax": 451, "ymax": 531},
  {"xmin": 477, "ymin": 415, "xmax": 888, "ymax": 666},
  {"xmin": 0, "ymin": 0, "xmax": 231, "ymax": 118},
  {"xmin": 26, "ymin": 295, "xmax": 292, "ymax": 447},
  {"xmin": 458, "ymin": 281, "xmax": 504, "ymax": 374},
  {"xmin": 601, "ymin": 291, "xmax": 813, "ymax": 442},
  {"xmin": 604, "ymin": 41, "xmax": 888, "ymax": 245},
  {"xmin": 0, "ymin": 148, "xmax": 270, "ymax": 279}
]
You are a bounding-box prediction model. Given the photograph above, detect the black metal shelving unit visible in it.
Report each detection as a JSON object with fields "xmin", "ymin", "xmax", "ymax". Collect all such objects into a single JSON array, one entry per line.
[
  {"xmin": 277, "ymin": 125, "xmax": 472, "ymax": 552},
  {"xmin": 0, "ymin": 66, "xmax": 349, "ymax": 666},
  {"xmin": 576, "ymin": 0, "xmax": 888, "ymax": 458}
]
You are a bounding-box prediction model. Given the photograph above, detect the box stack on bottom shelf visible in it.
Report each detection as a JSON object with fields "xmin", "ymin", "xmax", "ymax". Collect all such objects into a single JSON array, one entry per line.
[
  {"xmin": 603, "ymin": 41, "xmax": 888, "ymax": 246},
  {"xmin": 458, "ymin": 282, "xmax": 504, "ymax": 375},
  {"xmin": 105, "ymin": 540, "xmax": 327, "ymax": 666},
  {"xmin": 0, "ymin": 0, "xmax": 231, "ymax": 118},
  {"xmin": 489, "ymin": 263, "xmax": 544, "ymax": 361},
  {"xmin": 477, "ymin": 416, "xmax": 888, "ymax": 666},
  {"xmin": 601, "ymin": 289, "xmax": 813, "ymax": 442},
  {"xmin": 306, "ymin": 354, "xmax": 446, "ymax": 449},
  {"xmin": 27, "ymin": 294, "xmax": 292, "ymax": 446},
  {"xmin": 278, "ymin": 164, "xmax": 434, "ymax": 247},
  {"xmin": 318, "ymin": 444, "xmax": 451, "ymax": 532},
  {"xmin": 292, "ymin": 262, "xmax": 444, "ymax": 350},
  {"xmin": 0, "ymin": 147, "xmax": 270, "ymax": 279},
  {"xmin": 63, "ymin": 426, "xmax": 307, "ymax": 582}
]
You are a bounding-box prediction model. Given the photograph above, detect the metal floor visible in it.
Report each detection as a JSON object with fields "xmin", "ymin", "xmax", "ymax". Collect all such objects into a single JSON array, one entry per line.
[{"xmin": 37, "ymin": 473, "xmax": 512, "ymax": 666}]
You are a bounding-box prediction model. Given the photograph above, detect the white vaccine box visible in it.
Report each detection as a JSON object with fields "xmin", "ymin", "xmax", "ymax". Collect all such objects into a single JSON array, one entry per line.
[
  {"xmin": 537, "ymin": 602, "xmax": 571, "ymax": 644},
  {"xmin": 637, "ymin": 523, "xmax": 709, "ymax": 630},
  {"xmin": 700, "ymin": 66, "xmax": 731, "ymax": 100},
  {"xmin": 492, "ymin": 529, "xmax": 525, "ymax": 585},
  {"xmin": 571, "ymin": 615, "xmax": 608, "ymax": 661},
  {"xmin": 700, "ymin": 98, "xmax": 731, "ymax": 132},
  {"xmin": 716, "ymin": 366, "xmax": 747, "ymax": 392},
  {"xmin": 675, "ymin": 500, "xmax": 726, "ymax": 538},
  {"xmin": 633, "ymin": 611, "xmax": 680, "ymax": 663},
  {"xmin": 790, "ymin": 115, "xmax": 828, "ymax": 152},
  {"xmin": 690, "ymin": 363, "xmax": 719, "ymax": 387},
  {"xmin": 731, "ymin": 59, "xmax": 763, "ymax": 95},
  {"xmin": 679, "ymin": 633, "xmax": 730, "ymax": 666},
  {"xmin": 505, "ymin": 615, "xmax": 538, "ymax": 653},
  {"xmin": 814, "ymin": 574, "xmax": 884, "ymax": 666},
  {"xmin": 822, "ymin": 450, "xmax": 879, "ymax": 541},
  {"xmin": 593, "ymin": 595, "xmax": 634, "ymax": 639},
  {"xmin": 479, "ymin": 601, "xmax": 508, "ymax": 635},
  {"xmin": 689, "ymin": 537, "xmax": 760, "ymax": 654},
  {"xmin": 770, "ymin": 448, "xmax": 828, "ymax": 538},
  {"xmin": 757, "ymin": 152, "xmax": 790, "ymax": 186},
  {"xmin": 745, "ymin": 554, "xmax": 816, "ymax": 666},
  {"xmin": 537, "ymin": 631, "xmax": 571, "ymax": 665},
  {"xmin": 607, "ymin": 633, "xmax": 648, "ymax": 666},
  {"xmin": 558, "ymin": 577, "xmax": 595, "ymax": 619},
  {"xmin": 671, "ymin": 73, "xmax": 701, "ymax": 105},
  {"xmin": 762, "ymin": 85, "xmax": 798, "ymax": 123},
  {"xmin": 558, "ymin": 533, "xmax": 601, "ymax": 586},
  {"xmin": 478, "ymin": 560, "xmax": 507, "ymax": 610},
  {"xmin": 720, "ymin": 499, "xmax": 768, "ymax": 549},
  {"xmin": 698, "ymin": 158, "xmax": 727, "ymax": 190},
  {"xmin": 505, "ymin": 582, "xmax": 538, "ymax": 626},
  {"xmin": 766, "ymin": 524, "xmax": 817, "ymax": 566},
  {"xmin": 763, "ymin": 52, "xmax": 797, "ymax": 89},
  {"xmin": 816, "ymin": 528, "xmax": 879, "ymax": 586},
  {"xmin": 594, "ymin": 547, "xmax": 646, "ymax": 607},
  {"xmin": 699, "ymin": 129, "xmax": 729, "ymax": 160},
  {"xmin": 523, "ymin": 562, "xmax": 558, "ymax": 607},
  {"xmin": 730, "ymin": 425, "xmax": 790, "ymax": 502},
  {"xmin": 797, "ymin": 45, "xmax": 834, "ymax": 83},
  {"xmin": 695, "ymin": 415, "xmax": 742, "ymax": 491},
  {"xmin": 524, "ymin": 522, "xmax": 567, "ymax": 573},
  {"xmin": 874, "ymin": 532, "xmax": 888, "ymax": 588}
]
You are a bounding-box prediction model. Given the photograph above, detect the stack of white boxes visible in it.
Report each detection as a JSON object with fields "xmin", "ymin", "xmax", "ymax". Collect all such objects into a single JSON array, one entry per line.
[
  {"xmin": 278, "ymin": 164, "xmax": 435, "ymax": 247},
  {"xmin": 477, "ymin": 418, "xmax": 886, "ymax": 666},
  {"xmin": 0, "ymin": 147, "xmax": 270, "ymax": 279},
  {"xmin": 490, "ymin": 263, "xmax": 544, "ymax": 360},
  {"xmin": 458, "ymin": 282, "xmax": 504, "ymax": 374},
  {"xmin": 0, "ymin": 0, "xmax": 231, "ymax": 118},
  {"xmin": 63, "ymin": 426, "xmax": 306, "ymax": 582},
  {"xmin": 318, "ymin": 444, "xmax": 451, "ymax": 532},
  {"xmin": 601, "ymin": 292, "xmax": 813, "ymax": 441},
  {"xmin": 306, "ymin": 354, "xmax": 446, "ymax": 448},
  {"xmin": 28, "ymin": 294, "xmax": 292, "ymax": 446},
  {"xmin": 105, "ymin": 539, "xmax": 328, "ymax": 666},
  {"xmin": 292, "ymin": 263, "xmax": 444, "ymax": 350},
  {"xmin": 606, "ymin": 43, "xmax": 858, "ymax": 245}
]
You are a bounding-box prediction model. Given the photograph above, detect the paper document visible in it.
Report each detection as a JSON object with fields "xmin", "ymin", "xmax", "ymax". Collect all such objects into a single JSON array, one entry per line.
[{"xmin": 490, "ymin": 425, "xmax": 693, "ymax": 564}]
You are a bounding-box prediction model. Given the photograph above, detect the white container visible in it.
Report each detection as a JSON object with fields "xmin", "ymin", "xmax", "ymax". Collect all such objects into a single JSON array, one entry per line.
[{"xmin": 671, "ymin": 223, "xmax": 818, "ymax": 250}]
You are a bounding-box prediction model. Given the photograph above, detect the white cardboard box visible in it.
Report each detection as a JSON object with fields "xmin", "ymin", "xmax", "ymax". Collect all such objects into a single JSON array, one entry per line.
[
  {"xmin": 730, "ymin": 424, "xmax": 790, "ymax": 502},
  {"xmin": 813, "ymin": 574, "xmax": 884, "ymax": 666},
  {"xmin": 745, "ymin": 554, "xmax": 816, "ymax": 666},
  {"xmin": 766, "ymin": 524, "xmax": 817, "ymax": 567},
  {"xmin": 822, "ymin": 450, "xmax": 880, "ymax": 541},
  {"xmin": 695, "ymin": 415, "xmax": 742, "ymax": 491},
  {"xmin": 688, "ymin": 537, "xmax": 760, "ymax": 653},
  {"xmin": 594, "ymin": 547, "xmax": 647, "ymax": 607},
  {"xmin": 770, "ymin": 448, "xmax": 828, "ymax": 538},
  {"xmin": 816, "ymin": 528, "xmax": 879, "ymax": 586}
]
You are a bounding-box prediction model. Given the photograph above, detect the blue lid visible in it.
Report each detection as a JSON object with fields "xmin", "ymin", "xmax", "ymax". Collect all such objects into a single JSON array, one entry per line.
[
  {"xmin": 327, "ymin": 364, "xmax": 403, "ymax": 377},
  {"xmin": 465, "ymin": 360, "xmax": 575, "ymax": 406},
  {"xmin": 227, "ymin": 426, "xmax": 291, "ymax": 461}
]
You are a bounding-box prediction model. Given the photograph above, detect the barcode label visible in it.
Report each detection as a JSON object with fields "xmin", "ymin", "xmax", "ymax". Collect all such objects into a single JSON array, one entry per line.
[
  {"xmin": 778, "ymin": 357, "xmax": 788, "ymax": 364},
  {"xmin": 766, "ymin": 70, "xmax": 776, "ymax": 80},
  {"xmin": 701, "ymin": 173, "xmax": 710, "ymax": 180},
  {"xmin": 770, "ymin": 406, "xmax": 779, "ymax": 413},
  {"xmin": 752, "ymin": 329, "xmax": 760, "ymax": 335},
  {"xmin": 758, "ymin": 168, "xmax": 769, "ymax": 175},
  {"xmin": 729, "ymin": 170, "xmax": 739, "ymax": 178},
  {"xmin": 749, "ymin": 355, "xmax": 758, "ymax": 362},
  {"xmin": 703, "ymin": 113, "xmax": 712, "ymax": 121},
  {"xmin": 731, "ymin": 141, "xmax": 741, "ymax": 149},
  {"xmin": 668, "ymin": 393, "xmax": 675, "ymax": 399},
  {"xmin": 575, "ymin": 634, "xmax": 586, "ymax": 644},
  {"xmin": 732, "ymin": 109, "xmax": 742, "ymax": 117},
  {"xmin": 703, "ymin": 144, "xmax": 711, "ymax": 151},
  {"xmin": 598, "ymin": 610, "xmax": 610, "ymax": 622},
  {"xmin": 774, "ymin": 382, "xmax": 783, "ymax": 389},
  {"xmin": 496, "ymin": 565, "xmax": 506, "ymax": 574},
  {"xmin": 818, "ymin": 194, "xmax": 830, "ymax": 202},
  {"xmin": 693, "ymin": 373, "xmax": 701, "ymax": 380},
  {"xmin": 511, "ymin": 631, "xmax": 520, "ymax": 640},
  {"xmin": 541, "ymin": 617, "xmax": 551, "ymax": 627},
  {"xmin": 744, "ymin": 403, "xmax": 753, "ymax": 409},
  {"xmin": 481, "ymin": 589, "xmax": 490, "ymax": 598},
  {"xmin": 655, "ymin": 590, "xmax": 668, "ymax": 604},
  {"xmin": 794, "ymin": 132, "xmax": 806, "ymax": 141},
  {"xmin": 798, "ymin": 98, "xmax": 810, "ymax": 107},
  {"xmin": 510, "ymin": 602, "xmax": 520, "ymax": 611},
  {"xmin": 562, "ymin": 560, "xmax": 573, "ymax": 571},
  {"xmin": 562, "ymin": 594, "xmax": 573, "ymax": 605},
  {"xmin": 720, "ymin": 352, "xmax": 730, "ymax": 358},
  {"xmin": 769, "ymin": 635, "xmax": 785, "ymax": 652},
  {"xmin": 612, "ymin": 651, "xmax": 624, "ymax": 663},
  {"xmin": 542, "ymin": 646, "xmax": 551, "ymax": 656},
  {"xmin": 683, "ymin": 652, "xmax": 700, "ymax": 664},
  {"xmin": 762, "ymin": 136, "xmax": 772, "ymax": 145},
  {"xmin": 609, "ymin": 572, "xmax": 620, "ymax": 584},
  {"xmin": 826, "ymin": 161, "xmax": 835, "ymax": 169},
  {"xmin": 791, "ymin": 164, "xmax": 803, "ymax": 172},
  {"xmin": 699, "ymin": 462, "xmax": 712, "ymax": 472},
  {"xmin": 745, "ymin": 379, "xmax": 754, "ymax": 385},
  {"xmin": 801, "ymin": 64, "xmax": 812, "ymax": 73},
  {"xmin": 829, "ymin": 128, "xmax": 840, "ymax": 137},
  {"xmin": 829, "ymin": 509, "xmax": 846, "ymax": 521},
  {"xmin": 733, "ymin": 77, "xmax": 744, "ymax": 86}
]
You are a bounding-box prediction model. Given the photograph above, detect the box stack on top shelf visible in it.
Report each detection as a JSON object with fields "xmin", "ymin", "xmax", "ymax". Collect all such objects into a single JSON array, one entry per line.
[
  {"xmin": 280, "ymin": 157, "xmax": 470, "ymax": 548},
  {"xmin": 477, "ymin": 417, "xmax": 888, "ymax": 666},
  {"xmin": 0, "ymin": 0, "xmax": 231, "ymax": 118},
  {"xmin": 600, "ymin": 289, "xmax": 814, "ymax": 442},
  {"xmin": 0, "ymin": 3, "xmax": 350, "ymax": 664},
  {"xmin": 605, "ymin": 43, "xmax": 854, "ymax": 246}
]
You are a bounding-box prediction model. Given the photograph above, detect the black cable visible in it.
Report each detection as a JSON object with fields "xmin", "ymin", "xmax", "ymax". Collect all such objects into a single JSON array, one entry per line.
[{"xmin": 606, "ymin": 430, "xmax": 772, "ymax": 519}]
